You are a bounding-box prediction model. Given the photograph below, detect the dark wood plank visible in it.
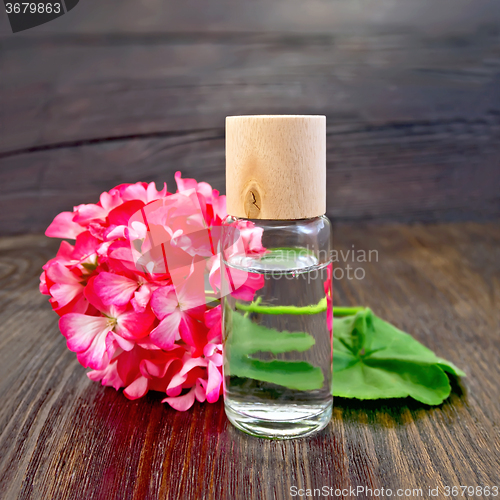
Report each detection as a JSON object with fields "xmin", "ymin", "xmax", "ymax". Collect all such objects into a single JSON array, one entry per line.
[
  {"xmin": 1, "ymin": 118, "xmax": 499, "ymax": 234},
  {"xmin": 2, "ymin": 29, "xmax": 499, "ymax": 154},
  {"xmin": 0, "ymin": 223, "xmax": 499, "ymax": 499},
  {"xmin": 1, "ymin": 0, "xmax": 499, "ymax": 36},
  {"xmin": 1, "ymin": 12, "xmax": 500, "ymax": 232}
]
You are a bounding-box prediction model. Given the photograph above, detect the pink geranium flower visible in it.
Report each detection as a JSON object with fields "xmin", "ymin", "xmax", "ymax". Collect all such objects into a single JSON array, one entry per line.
[
  {"xmin": 59, "ymin": 277, "xmax": 156, "ymax": 369},
  {"xmin": 45, "ymin": 262, "xmax": 88, "ymax": 314},
  {"xmin": 93, "ymin": 271, "xmax": 154, "ymax": 313},
  {"xmin": 40, "ymin": 172, "xmax": 265, "ymax": 411},
  {"xmin": 150, "ymin": 281, "xmax": 207, "ymax": 352}
]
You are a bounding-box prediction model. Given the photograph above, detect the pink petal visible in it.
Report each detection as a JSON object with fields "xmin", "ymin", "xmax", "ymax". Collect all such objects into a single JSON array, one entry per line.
[
  {"xmin": 175, "ymin": 171, "xmax": 198, "ymax": 192},
  {"xmin": 147, "ymin": 181, "xmax": 168, "ymax": 201},
  {"xmin": 204, "ymin": 305, "xmax": 221, "ymax": 328},
  {"xmin": 115, "ymin": 307, "xmax": 156, "ymax": 340},
  {"xmin": 231, "ymin": 272, "xmax": 266, "ymax": 301},
  {"xmin": 205, "ymin": 306, "xmax": 222, "ymax": 343},
  {"xmin": 212, "ymin": 194, "xmax": 226, "ymax": 220},
  {"xmin": 77, "ymin": 329, "xmax": 113, "ymax": 370},
  {"xmin": 59, "ymin": 314, "xmax": 108, "ymax": 351},
  {"xmin": 120, "ymin": 183, "xmax": 149, "ymax": 203},
  {"xmin": 240, "ymin": 224, "xmax": 265, "ymax": 254},
  {"xmin": 131, "ymin": 285, "xmax": 152, "ymax": 313},
  {"xmin": 100, "ymin": 190, "xmax": 123, "ymax": 211},
  {"xmin": 72, "ymin": 232, "xmax": 100, "ymax": 262},
  {"xmin": 140, "ymin": 359, "xmax": 161, "ymax": 379},
  {"xmin": 39, "ymin": 271, "xmax": 49, "ymax": 294},
  {"xmin": 326, "ymin": 295, "xmax": 333, "ymax": 334},
  {"xmin": 162, "ymin": 387, "xmax": 196, "ymax": 411},
  {"xmin": 96, "ymin": 241, "xmax": 113, "ymax": 258},
  {"xmin": 179, "ymin": 313, "xmax": 207, "ymax": 350},
  {"xmin": 136, "ymin": 337, "xmax": 162, "ymax": 350},
  {"xmin": 56, "ymin": 240, "xmax": 76, "ymax": 260},
  {"xmin": 88, "ymin": 222, "xmax": 106, "ymax": 240},
  {"xmin": 110, "ymin": 332, "xmax": 135, "ymax": 351},
  {"xmin": 149, "ymin": 313, "xmax": 181, "ymax": 349},
  {"xmin": 174, "ymin": 171, "xmax": 213, "ymax": 200},
  {"xmin": 179, "ymin": 355, "xmax": 208, "ymax": 377},
  {"xmin": 94, "ymin": 272, "xmax": 138, "ymax": 306},
  {"xmin": 87, "ymin": 360, "xmax": 124, "ymax": 391},
  {"xmin": 166, "ymin": 383, "xmax": 183, "ymax": 397},
  {"xmin": 115, "ymin": 347, "xmax": 142, "ymax": 384},
  {"xmin": 204, "ymin": 343, "xmax": 223, "ymax": 365},
  {"xmin": 176, "ymin": 269, "xmax": 208, "ymax": 313},
  {"xmin": 150, "ymin": 286, "xmax": 178, "ymax": 319},
  {"xmin": 166, "ymin": 359, "xmax": 192, "ymax": 394},
  {"xmin": 207, "ymin": 323, "xmax": 221, "ymax": 343},
  {"xmin": 141, "ymin": 357, "xmax": 178, "ymax": 379},
  {"xmin": 105, "ymin": 336, "xmax": 120, "ymax": 362},
  {"xmin": 124, "ymin": 376, "xmax": 149, "ymax": 399},
  {"xmin": 195, "ymin": 182, "xmax": 213, "ymax": 200},
  {"xmin": 73, "ymin": 203, "xmax": 107, "ymax": 224},
  {"xmin": 45, "ymin": 212, "xmax": 85, "ymax": 239},
  {"xmin": 120, "ymin": 182, "xmax": 167, "ymax": 204},
  {"xmin": 45, "ymin": 261, "xmax": 81, "ymax": 285},
  {"xmin": 51, "ymin": 293, "xmax": 89, "ymax": 316},
  {"xmin": 203, "ymin": 343, "xmax": 218, "ymax": 357},
  {"xmin": 205, "ymin": 362, "xmax": 222, "ymax": 403},
  {"xmin": 107, "ymin": 242, "xmax": 139, "ymax": 274},
  {"xmin": 105, "ymin": 225, "xmax": 126, "ymax": 241},
  {"xmin": 207, "ymin": 254, "xmax": 221, "ymax": 291},
  {"xmin": 194, "ymin": 379, "xmax": 206, "ymax": 403},
  {"xmin": 211, "ymin": 352, "xmax": 223, "ymax": 366},
  {"xmin": 84, "ymin": 276, "xmax": 109, "ymax": 313},
  {"xmin": 50, "ymin": 282, "xmax": 84, "ymax": 308},
  {"xmin": 108, "ymin": 200, "xmax": 145, "ymax": 227},
  {"xmin": 129, "ymin": 220, "xmax": 147, "ymax": 241}
]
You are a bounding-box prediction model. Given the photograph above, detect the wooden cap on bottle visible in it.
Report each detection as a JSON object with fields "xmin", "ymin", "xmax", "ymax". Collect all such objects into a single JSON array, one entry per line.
[{"xmin": 226, "ymin": 115, "xmax": 326, "ymax": 220}]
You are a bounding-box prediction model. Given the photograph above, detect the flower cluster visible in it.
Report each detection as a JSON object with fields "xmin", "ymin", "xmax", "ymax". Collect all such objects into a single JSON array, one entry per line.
[{"xmin": 40, "ymin": 173, "xmax": 264, "ymax": 410}]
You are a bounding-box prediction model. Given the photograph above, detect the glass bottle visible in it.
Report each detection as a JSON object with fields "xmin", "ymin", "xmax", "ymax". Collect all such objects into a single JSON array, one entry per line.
[{"xmin": 221, "ymin": 115, "xmax": 333, "ymax": 439}]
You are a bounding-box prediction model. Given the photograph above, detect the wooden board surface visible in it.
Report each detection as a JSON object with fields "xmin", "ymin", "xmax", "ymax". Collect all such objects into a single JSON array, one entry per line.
[
  {"xmin": 1, "ymin": 0, "xmax": 500, "ymax": 234},
  {"xmin": 0, "ymin": 222, "xmax": 499, "ymax": 499}
]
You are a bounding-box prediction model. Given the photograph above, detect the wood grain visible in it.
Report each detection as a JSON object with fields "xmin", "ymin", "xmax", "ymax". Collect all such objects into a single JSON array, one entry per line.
[
  {"xmin": 226, "ymin": 115, "xmax": 326, "ymax": 220},
  {"xmin": 1, "ymin": 2, "xmax": 500, "ymax": 233},
  {"xmin": 0, "ymin": 223, "xmax": 498, "ymax": 499}
]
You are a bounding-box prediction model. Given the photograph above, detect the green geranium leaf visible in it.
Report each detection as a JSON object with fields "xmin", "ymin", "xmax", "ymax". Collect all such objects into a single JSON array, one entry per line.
[
  {"xmin": 436, "ymin": 359, "xmax": 466, "ymax": 378},
  {"xmin": 226, "ymin": 310, "xmax": 324, "ymax": 391},
  {"xmin": 230, "ymin": 311, "xmax": 316, "ymax": 355},
  {"xmin": 333, "ymin": 308, "xmax": 465, "ymax": 404},
  {"xmin": 228, "ymin": 299, "xmax": 465, "ymax": 405},
  {"xmin": 229, "ymin": 357, "xmax": 325, "ymax": 391}
]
